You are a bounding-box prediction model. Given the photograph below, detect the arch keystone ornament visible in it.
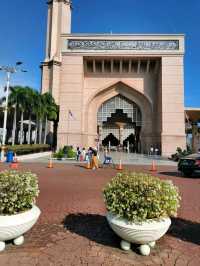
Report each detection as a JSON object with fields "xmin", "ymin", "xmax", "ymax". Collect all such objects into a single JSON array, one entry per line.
[{"xmin": 41, "ymin": 1, "xmax": 186, "ymax": 156}]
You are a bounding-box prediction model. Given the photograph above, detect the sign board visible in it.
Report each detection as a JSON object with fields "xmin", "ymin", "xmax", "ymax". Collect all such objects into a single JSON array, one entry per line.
[{"xmin": 68, "ymin": 40, "xmax": 179, "ymax": 51}]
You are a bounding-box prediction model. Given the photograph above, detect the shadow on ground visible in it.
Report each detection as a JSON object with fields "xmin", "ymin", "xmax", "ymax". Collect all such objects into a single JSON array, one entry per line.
[
  {"xmin": 63, "ymin": 214, "xmax": 200, "ymax": 248},
  {"xmin": 159, "ymin": 171, "xmax": 200, "ymax": 178},
  {"xmin": 63, "ymin": 213, "xmax": 120, "ymax": 248},
  {"xmin": 159, "ymin": 171, "xmax": 183, "ymax": 177},
  {"xmin": 168, "ymin": 217, "xmax": 200, "ymax": 245}
]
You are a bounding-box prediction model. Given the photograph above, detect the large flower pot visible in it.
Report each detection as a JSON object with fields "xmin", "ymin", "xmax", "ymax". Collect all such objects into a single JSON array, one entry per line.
[
  {"xmin": 0, "ymin": 205, "xmax": 41, "ymax": 251},
  {"xmin": 107, "ymin": 212, "xmax": 171, "ymax": 255}
]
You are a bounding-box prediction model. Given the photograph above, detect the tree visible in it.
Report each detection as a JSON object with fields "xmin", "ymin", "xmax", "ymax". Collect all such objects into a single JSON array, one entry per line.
[
  {"xmin": 18, "ymin": 87, "xmax": 27, "ymax": 145},
  {"xmin": 41, "ymin": 92, "xmax": 58, "ymax": 144},
  {"xmin": 31, "ymin": 91, "xmax": 41, "ymax": 144},
  {"xmin": 25, "ymin": 87, "xmax": 38, "ymax": 145},
  {"xmin": 9, "ymin": 86, "xmax": 22, "ymax": 145},
  {"xmin": 0, "ymin": 87, "xmax": 58, "ymax": 146},
  {"xmin": 1, "ymin": 86, "xmax": 24, "ymax": 145}
]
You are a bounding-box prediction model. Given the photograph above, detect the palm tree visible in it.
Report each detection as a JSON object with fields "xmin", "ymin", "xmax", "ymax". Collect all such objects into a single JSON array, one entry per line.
[
  {"xmin": 41, "ymin": 92, "xmax": 58, "ymax": 144},
  {"xmin": 37, "ymin": 94, "xmax": 44, "ymax": 144},
  {"xmin": 31, "ymin": 91, "xmax": 40, "ymax": 144},
  {"xmin": 1, "ymin": 86, "xmax": 23, "ymax": 145},
  {"xmin": 18, "ymin": 87, "xmax": 28, "ymax": 145},
  {"xmin": 32, "ymin": 92, "xmax": 45, "ymax": 145},
  {"xmin": 1, "ymin": 87, "xmax": 58, "ymax": 146},
  {"xmin": 25, "ymin": 87, "xmax": 38, "ymax": 145},
  {"xmin": 9, "ymin": 87, "xmax": 21, "ymax": 145}
]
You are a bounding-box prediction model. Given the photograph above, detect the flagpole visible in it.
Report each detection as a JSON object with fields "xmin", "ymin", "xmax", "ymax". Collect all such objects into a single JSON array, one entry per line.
[{"xmin": 67, "ymin": 110, "xmax": 75, "ymax": 146}]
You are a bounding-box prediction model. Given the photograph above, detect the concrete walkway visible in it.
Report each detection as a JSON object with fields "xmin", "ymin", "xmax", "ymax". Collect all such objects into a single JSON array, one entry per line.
[{"xmin": 17, "ymin": 151, "xmax": 177, "ymax": 166}]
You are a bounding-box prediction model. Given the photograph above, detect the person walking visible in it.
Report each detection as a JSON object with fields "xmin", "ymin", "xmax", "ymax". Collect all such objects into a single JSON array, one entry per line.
[
  {"xmin": 150, "ymin": 145, "xmax": 154, "ymax": 156},
  {"xmin": 76, "ymin": 147, "xmax": 81, "ymax": 161},
  {"xmin": 89, "ymin": 147, "xmax": 99, "ymax": 170},
  {"xmin": 82, "ymin": 147, "xmax": 86, "ymax": 161}
]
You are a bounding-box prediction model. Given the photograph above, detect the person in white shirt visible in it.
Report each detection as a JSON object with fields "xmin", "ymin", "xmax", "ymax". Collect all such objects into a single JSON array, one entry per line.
[
  {"xmin": 150, "ymin": 145, "xmax": 154, "ymax": 156},
  {"xmin": 82, "ymin": 147, "xmax": 86, "ymax": 161}
]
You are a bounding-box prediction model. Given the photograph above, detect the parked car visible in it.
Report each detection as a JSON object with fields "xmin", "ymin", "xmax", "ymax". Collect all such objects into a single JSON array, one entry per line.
[{"xmin": 178, "ymin": 153, "xmax": 200, "ymax": 176}]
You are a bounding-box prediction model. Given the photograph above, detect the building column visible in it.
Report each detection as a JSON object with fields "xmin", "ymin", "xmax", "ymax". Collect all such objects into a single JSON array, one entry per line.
[
  {"xmin": 116, "ymin": 122, "xmax": 126, "ymax": 145},
  {"xmin": 93, "ymin": 59, "xmax": 96, "ymax": 73},
  {"xmin": 98, "ymin": 124, "xmax": 103, "ymax": 144},
  {"xmin": 161, "ymin": 56, "xmax": 186, "ymax": 156},
  {"xmin": 137, "ymin": 60, "xmax": 141, "ymax": 74},
  {"xmin": 128, "ymin": 60, "xmax": 132, "ymax": 73},
  {"xmin": 192, "ymin": 122, "xmax": 198, "ymax": 152}
]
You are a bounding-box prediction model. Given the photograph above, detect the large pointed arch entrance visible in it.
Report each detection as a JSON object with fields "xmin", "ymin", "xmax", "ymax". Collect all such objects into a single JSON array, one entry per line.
[
  {"xmin": 86, "ymin": 81, "xmax": 153, "ymax": 154},
  {"xmin": 97, "ymin": 94, "xmax": 142, "ymax": 152}
]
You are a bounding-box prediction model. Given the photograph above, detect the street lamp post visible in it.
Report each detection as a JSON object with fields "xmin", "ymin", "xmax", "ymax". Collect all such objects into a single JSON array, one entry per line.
[{"xmin": 0, "ymin": 62, "xmax": 27, "ymax": 161}]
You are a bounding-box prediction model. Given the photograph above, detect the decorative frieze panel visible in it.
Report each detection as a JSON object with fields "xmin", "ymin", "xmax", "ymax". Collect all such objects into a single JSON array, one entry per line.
[{"xmin": 68, "ymin": 40, "xmax": 179, "ymax": 51}]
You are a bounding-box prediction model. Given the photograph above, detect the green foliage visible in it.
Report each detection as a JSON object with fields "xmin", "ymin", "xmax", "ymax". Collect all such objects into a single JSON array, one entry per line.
[
  {"xmin": 54, "ymin": 149, "xmax": 64, "ymax": 159},
  {"xmin": 103, "ymin": 172, "xmax": 181, "ymax": 223},
  {"xmin": 0, "ymin": 170, "xmax": 39, "ymax": 215},
  {"xmin": 53, "ymin": 146, "xmax": 76, "ymax": 159},
  {"xmin": 1, "ymin": 86, "xmax": 59, "ymax": 146},
  {"xmin": 63, "ymin": 146, "xmax": 72, "ymax": 154},
  {"xmin": 1, "ymin": 144, "xmax": 50, "ymax": 155},
  {"xmin": 67, "ymin": 149, "xmax": 76, "ymax": 158},
  {"xmin": 170, "ymin": 146, "xmax": 192, "ymax": 161}
]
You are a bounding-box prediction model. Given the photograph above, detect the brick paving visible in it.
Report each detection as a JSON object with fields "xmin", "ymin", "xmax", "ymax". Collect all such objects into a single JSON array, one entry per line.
[{"xmin": 0, "ymin": 162, "xmax": 199, "ymax": 265}]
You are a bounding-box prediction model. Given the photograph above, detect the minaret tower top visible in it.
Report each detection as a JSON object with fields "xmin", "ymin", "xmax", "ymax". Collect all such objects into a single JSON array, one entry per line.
[
  {"xmin": 47, "ymin": 0, "xmax": 72, "ymax": 9},
  {"xmin": 45, "ymin": 0, "xmax": 72, "ymax": 60}
]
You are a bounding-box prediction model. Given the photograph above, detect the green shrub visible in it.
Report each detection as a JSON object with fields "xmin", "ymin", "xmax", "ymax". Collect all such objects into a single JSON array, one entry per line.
[
  {"xmin": 0, "ymin": 170, "xmax": 39, "ymax": 215},
  {"xmin": 63, "ymin": 145, "xmax": 73, "ymax": 154},
  {"xmin": 53, "ymin": 146, "xmax": 75, "ymax": 159},
  {"xmin": 0, "ymin": 144, "xmax": 50, "ymax": 156},
  {"xmin": 103, "ymin": 172, "xmax": 181, "ymax": 223},
  {"xmin": 53, "ymin": 149, "xmax": 64, "ymax": 159},
  {"xmin": 67, "ymin": 149, "xmax": 76, "ymax": 158}
]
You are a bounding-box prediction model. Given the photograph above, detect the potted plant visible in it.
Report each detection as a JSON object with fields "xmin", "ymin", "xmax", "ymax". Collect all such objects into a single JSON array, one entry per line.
[
  {"xmin": 0, "ymin": 170, "xmax": 40, "ymax": 252},
  {"xmin": 103, "ymin": 172, "xmax": 180, "ymax": 256}
]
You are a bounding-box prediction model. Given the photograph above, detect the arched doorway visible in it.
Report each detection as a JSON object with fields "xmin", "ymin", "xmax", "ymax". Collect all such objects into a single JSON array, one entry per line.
[{"xmin": 97, "ymin": 94, "xmax": 142, "ymax": 152}]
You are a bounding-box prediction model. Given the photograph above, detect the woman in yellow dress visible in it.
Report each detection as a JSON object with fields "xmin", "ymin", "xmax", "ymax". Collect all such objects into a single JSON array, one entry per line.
[{"xmin": 89, "ymin": 147, "xmax": 99, "ymax": 170}]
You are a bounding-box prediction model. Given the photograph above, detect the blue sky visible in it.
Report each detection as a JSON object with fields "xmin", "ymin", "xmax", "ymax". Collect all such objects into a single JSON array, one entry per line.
[{"xmin": 0, "ymin": 0, "xmax": 199, "ymax": 107}]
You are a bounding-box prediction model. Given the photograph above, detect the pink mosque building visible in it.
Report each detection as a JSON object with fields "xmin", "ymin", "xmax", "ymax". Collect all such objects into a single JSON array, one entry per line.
[{"xmin": 41, "ymin": 0, "xmax": 186, "ymax": 156}]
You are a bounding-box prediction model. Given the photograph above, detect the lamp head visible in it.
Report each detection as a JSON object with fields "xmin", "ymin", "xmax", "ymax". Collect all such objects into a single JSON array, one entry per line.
[{"xmin": 16, "ymin": 61, "xmax": 23, "ymax": 66}]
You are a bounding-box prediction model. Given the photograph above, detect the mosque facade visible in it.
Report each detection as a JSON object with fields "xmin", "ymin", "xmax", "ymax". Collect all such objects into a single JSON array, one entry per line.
[{"xmin": 41, "ymin": 0, "xmax": 186, "ymax": 156}]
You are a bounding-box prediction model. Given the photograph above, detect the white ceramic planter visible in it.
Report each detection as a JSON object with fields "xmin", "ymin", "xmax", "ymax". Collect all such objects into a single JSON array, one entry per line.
[
  {"xmin": 107, "ymin": 212, "xmax": 171, "ymax": 255},
  {"xmin": 0, "ymin": 205, "xmax": 41, "ymax": 251}
]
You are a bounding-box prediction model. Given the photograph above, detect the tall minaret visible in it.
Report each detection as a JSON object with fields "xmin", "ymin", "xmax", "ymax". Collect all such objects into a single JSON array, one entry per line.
[
  {"xmin": 45, "ymin": 0, "xmax": 72, "ymax": 61},
  {"xmin": 41, "ymin": 0, "xmax": 72, "ymax": 102}
]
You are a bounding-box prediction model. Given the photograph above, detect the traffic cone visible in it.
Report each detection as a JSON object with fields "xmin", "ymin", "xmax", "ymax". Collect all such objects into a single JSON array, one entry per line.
[
  {"xmin": 116, "ymin": 159, "xmax": 123, "ymax": 170},
  {"xmin": 10, "ymin": 154, "xmax": 19, "ymax": 170},
  {"xmin": 150, "ymin": 160, "xmax": 157, "ymax": 172},
  {"xmin": 47, "ymin": 155, "xmax": 53, "ymax": 169}
]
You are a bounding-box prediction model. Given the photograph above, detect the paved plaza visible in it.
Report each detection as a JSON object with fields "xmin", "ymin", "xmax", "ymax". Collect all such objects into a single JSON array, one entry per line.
[
  {"xmin": 0, "ymin": 162, "xmax": 199, "ymax": 265},
  {"xmin": 20, "ymin": 151, "xmax": 177, "ymax": 166}
]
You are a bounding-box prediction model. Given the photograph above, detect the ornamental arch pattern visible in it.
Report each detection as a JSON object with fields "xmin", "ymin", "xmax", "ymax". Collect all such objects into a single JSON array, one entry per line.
[{"xmin": 85, "ymin": 81, "xmax": 154, "ymax": 153}]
